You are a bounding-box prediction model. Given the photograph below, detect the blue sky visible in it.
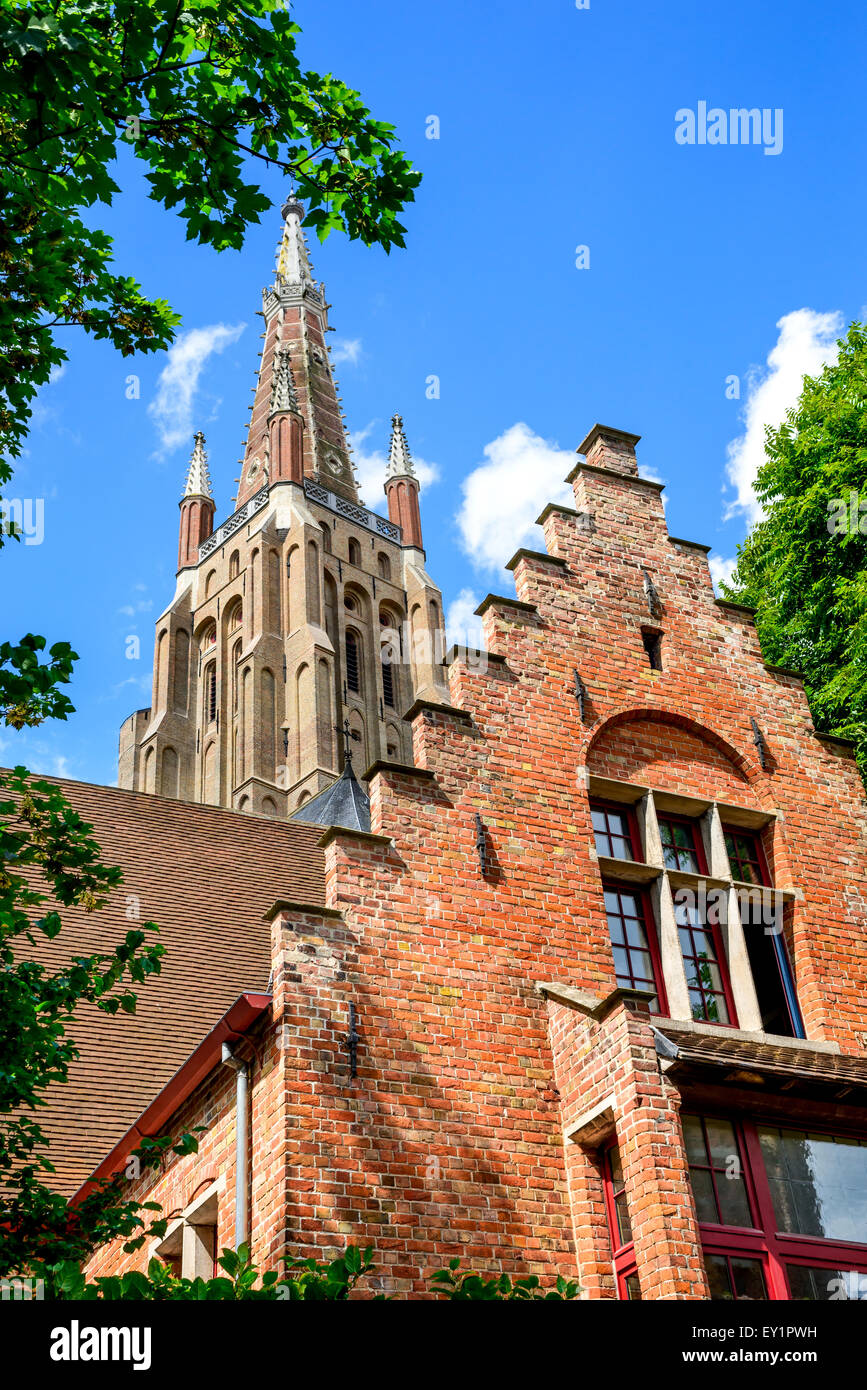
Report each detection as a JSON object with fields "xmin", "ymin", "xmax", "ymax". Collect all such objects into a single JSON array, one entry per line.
[{"xmin": 5, "ymin": 0, "xmax": 867, "ymax": 788}]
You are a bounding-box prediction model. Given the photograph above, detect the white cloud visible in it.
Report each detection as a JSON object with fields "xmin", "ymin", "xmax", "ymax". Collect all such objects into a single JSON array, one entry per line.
[
  {"xmin": 708, "ymin": 553, "xmax": 737, "ymax": 593},
  {"xmin": 350, "ymin": 422, "xmax": 440, "ymax": 508},
  {"xmin": 446, "ymin": 588, "xmax": 485, "ymax": 650},
  {"xmin": 331, "ymin": 337, "xmax": 362, "ymax": 366},
  {"xmin": 725, "ymin": 309, "xmax": 842, "ymax": 523},
  {"xmin": 455, "ymin": 422, "xmax": 574, "ymax": 575},
  {"xmin": 148, "ymin": 322, "xmax": 245, "ymax": 456},
  {"xmin": 53, "ymin": 755, "xmax": 69, "ymax": 778}
]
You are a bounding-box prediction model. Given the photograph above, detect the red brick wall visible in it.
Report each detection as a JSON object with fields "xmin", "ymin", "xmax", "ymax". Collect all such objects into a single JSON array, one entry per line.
[{"xmin": 87, "ymin": 442, "xmax": 867, "ymax": 1298}]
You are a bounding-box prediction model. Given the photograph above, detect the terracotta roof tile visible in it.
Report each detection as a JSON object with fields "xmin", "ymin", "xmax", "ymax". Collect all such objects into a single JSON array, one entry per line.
[{"xmin": 13, "ymin": 777, "xmax": 325, "ymax": 1195}]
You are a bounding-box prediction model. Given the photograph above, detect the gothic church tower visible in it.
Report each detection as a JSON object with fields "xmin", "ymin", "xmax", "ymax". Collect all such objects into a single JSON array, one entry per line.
[{"xmin": 119, "ymin": 195, "xmax": 448, "ymax": 817}]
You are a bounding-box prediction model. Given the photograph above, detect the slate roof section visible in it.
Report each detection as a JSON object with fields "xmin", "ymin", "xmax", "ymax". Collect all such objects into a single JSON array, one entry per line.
[
  {"xmin": 290, "ymin": 761, "xmax": 371, "ymax": 833},
  {"xmin": 15, "ymin": 777, "xmax": 326, "ymax": 1195}
]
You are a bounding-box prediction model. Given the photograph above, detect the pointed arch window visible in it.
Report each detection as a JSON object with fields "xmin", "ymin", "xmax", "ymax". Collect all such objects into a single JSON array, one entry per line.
[
  {"xmin": 229, "ymin": 551, "xmax": 240, "ymax": 580},
  {"xmin": 345, "ymin": 629, "xmax": 361, "ymax": 694},
  {"xmin": 348, "ymin": 537, "xmax": 361, "ymax": 567}
]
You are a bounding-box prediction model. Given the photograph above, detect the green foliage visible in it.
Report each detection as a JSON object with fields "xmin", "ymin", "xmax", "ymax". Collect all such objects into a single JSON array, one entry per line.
[
  {"xmin": 41, "ymin": 1245, "xmax": 578, "ymax": 1301},
  {"xmin": 431, "ymin": 1257, "xmax": 581, "ymax": 1300},
  {"xmin": 0, "ymin": 0, "xmax": 421, "ymax": 483},
  {"xmin": 0, "ymin": 635, "xmax": 191, "ymax": 1275},
  {"xmin": 723, "ymin": 322, "xmax": 867, "ymax": 786}
]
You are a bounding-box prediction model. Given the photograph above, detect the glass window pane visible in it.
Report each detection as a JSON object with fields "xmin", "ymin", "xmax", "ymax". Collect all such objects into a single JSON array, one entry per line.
[
  {"xmin": 623, "ymin": 1273, "xmax": 642, "ymax": 1301},
  {"xmin": 623, "ymin": 916, "xmax": 647, "ymax": 948},
  {"xmin": 682, "ymin": 1115, "xmax": 708, "ymax": 1166},
  {"xmin": 704, "ymin": 1253, "xmax": 735, "ymax": 1300},
  {"xmin": 689, "ymin": 1167, "xmax": 719, "ymax": 1223},
  {"xmin": 610, "ymin": 835, "xmax": 632, "ymax": 860},
  {"xmin": 630, "ymin": 949, "xmax": 653, "ymax": 982},
  {"xmin": 704, "ymin": 1119, "xmax": 739, "ymax": 1168},
  {"xmin": 716, "ymin": 1173, "xmax": 752, "ymax": 1228},
  {"xmin": 758, "ymin": 1127, "xmax": 867, "ymax": 1243},
  {"xmin": 786, "ymin": 1265, "xmax": 867, "ymax": 1301},
  {"xmin": 612, "ymin": 947, "xmax": 631, "ymax": 979},
  {"xmin": 706, "ymin": 1254, "xmax": 767, "ymax": 1301}
]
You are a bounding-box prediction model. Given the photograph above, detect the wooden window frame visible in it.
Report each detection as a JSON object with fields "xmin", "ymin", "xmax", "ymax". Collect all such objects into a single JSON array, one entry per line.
[
  {"xmin": 685, "ymin": 1112, "xmax": 867, "ymax": 1301},
  {"xmin": 602, "ymin": 879, "xmax": 668, "ymax": 1015},
  {"xmin": 657, "ymin": 810, "xmax": 708, "ymax": 875},
  {"xmin": 602, "ymin": 1142, "xmax": 641, "ymax": 1299},
  {"xmin": 675, "ymin": 898, "xmax": 739, "ymax": 1028},
  {"xmin": 590, "ymin": 797, "xmax": 642, "ymax": 863},
  {"xmin": 723, "ymin": 824, "xmax": 805, "ymax": 1039}
]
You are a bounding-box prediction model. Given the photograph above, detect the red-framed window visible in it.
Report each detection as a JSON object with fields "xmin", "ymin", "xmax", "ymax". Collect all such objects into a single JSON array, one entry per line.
[
  {"xmin": 602, "ymin": 1143, "xmax": 641, "ymax": 1300},
  {"xmin": 674, "ymin": 900, "xmax": 737, "ymax": 1026},
  {"xmin": 722, "ymin": 824, "xmax": 805, "ymax": 1040},
  {"xmin": 603, "ymin": 883, "xmax": 667, "ymax": 1014},
  {"xmin": 658, "ymin": 812, "xmax": 707, "ymax": 874},
  {"xmin": 683, "ymin": 1112, "xmax": 867, "ymax": 1300},
  {"xmin": 723, "ymin": 826, "xmax": 766, "ymax": 885},
  {"xmin": 590, "ymin": 799, "xmax": 639, "ymax": 862}
]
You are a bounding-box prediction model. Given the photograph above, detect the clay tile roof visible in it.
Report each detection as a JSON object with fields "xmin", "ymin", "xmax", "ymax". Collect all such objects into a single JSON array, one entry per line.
[
  {"xmin": 16, "ymin": 777, "xmax": 325, "ymax": 1196},
  {"xmin": 655, "ymin": 1027, "xmax": 867, "ymax": 1099}
]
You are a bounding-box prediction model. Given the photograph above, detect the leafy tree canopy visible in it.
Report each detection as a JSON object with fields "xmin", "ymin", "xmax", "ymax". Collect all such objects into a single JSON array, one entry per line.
[
  {"xmin": 0, "ymin": 0, "xmax": 421, "ymax": 479},
  {"xmin": 723, "ymin": 322, "xmax": 867, "ymax": 786}
]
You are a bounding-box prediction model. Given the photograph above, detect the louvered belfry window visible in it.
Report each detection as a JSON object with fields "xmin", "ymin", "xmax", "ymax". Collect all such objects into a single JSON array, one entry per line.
[{"xmin": 345, "ymin": 630, "xmax": 360, "ymax": 693}]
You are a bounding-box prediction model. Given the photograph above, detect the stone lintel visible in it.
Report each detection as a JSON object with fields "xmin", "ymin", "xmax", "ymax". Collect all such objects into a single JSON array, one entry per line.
[
  {"xmin": 445, "ymin": 645, "xmax": 508, "ymax": 667},
  {"xmin": 564, "ymin": 1095, "xmax": 617, "ymax": 1147},
  {"xmin": 576, "ymin": 423, "xmax": 642, "ymax": 458},
  {"xmin": 667, "ymin": 535, "xmax": 712, "ymax": 554},
  {"xmin": 715, "ymin": 598, "xmax": 757, "ymax": 617},
  {"xmin": 504, "ymin": 547, "xmax": 569, "ymax": 573},
  {"xmin": 402, "ymin": 698, "xmax": 473, "ymax": 726},
  {"xmin": 538, "ymin": 981, "xmax": 656, "ymax": 1021},
  {"xmin": 566, "ymin": 460, "xmax": 666, "ymax": 491},
  {"xmin": 473, "ymin": 594, "xmax": 539, "ymax": 618},
  {"xmin": 362, "ymin": 760, "xmax": 436, "ymax": 783},
  {"xmin": 536, "ymin": 502, "xmax": 585, "ymax": 526},
  {"xmin": 263, "ymin": 898, "xmax": 342, "ymax": 922},
  {"xmin": 317, "ymin": 826, "xmax": 393, "ymax": 850}
]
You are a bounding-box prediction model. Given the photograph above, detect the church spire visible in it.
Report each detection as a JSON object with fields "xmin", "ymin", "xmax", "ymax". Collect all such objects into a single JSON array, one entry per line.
[
  {"xmin": 386, "ymin": 412, "xmax": 416, "ymax": 480},
  {"xmin": 177, "ymin": 431, "xmax": 215, "ymax": 570},
  {"xmin": 274, "ymin": 192, "xmax": 316, "ymax": 289},
  {"xmin": 183, "ymin": 430, "xmax": 213, "ymax": 499},
  {"xmin": 384, "ymin": 412, "xmax": 424, "ymax": 549},
  {"xmin": 233, "ymin": 191, "xmax": 357, "ymax": 509}
]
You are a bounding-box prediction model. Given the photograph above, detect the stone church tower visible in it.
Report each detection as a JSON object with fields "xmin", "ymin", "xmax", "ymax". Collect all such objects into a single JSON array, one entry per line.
[{"xmin": 118, "ymin": 195, "xmax": 448, "ymax": 817}]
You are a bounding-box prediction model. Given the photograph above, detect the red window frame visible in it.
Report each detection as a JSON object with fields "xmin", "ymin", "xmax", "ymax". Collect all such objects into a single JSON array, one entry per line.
[
  {"xmin": 602, "ymin": 1142, "xmax": 641, "ymax": 1299},
  {"xmin": 590, "ymin": 798, "xmax": 641, "ymax": 862},
  {"xmin": 684, "ymin": 1112, "xmax": 867, "ymax": 1300},
  {"xmin": 657, "ymin": 811, "xmax": 708, "ymax": 875},
  {"xmin": 722, "ymin": 824, "xmax": 804, "ymax": 1039},
  {"xmin": 675, "ymin": 899, "xmax": 739, "ymax": 1027},
  {"xmin": 602, "ymin": 880, "xmax": 668, "ymax": 1015},
  {"xmin": 722, "ymin": 824, "xmax": 769, "ymax": 886}
]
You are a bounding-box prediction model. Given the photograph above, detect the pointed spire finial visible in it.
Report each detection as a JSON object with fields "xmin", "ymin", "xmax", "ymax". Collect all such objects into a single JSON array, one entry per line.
[
  {"xmin": 183, "ymin": 430, "xmax": 213, "ymax": 499},
  {"xmin": 275, "ymin": 190, "xmax": 314, "ymax": 287},
  {"xmin": 386, "ymin": 412, "xmax": 417, "ymax": 480},
  {"xmin": 269, "ymin": 343, "xmax": 299, "ymax": 416}
]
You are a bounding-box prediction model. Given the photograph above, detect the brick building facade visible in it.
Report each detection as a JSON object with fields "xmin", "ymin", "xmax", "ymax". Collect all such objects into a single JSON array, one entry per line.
[{"xmin": 38, "ymin": 202, "xmax": 867, "ymax": 1300}]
